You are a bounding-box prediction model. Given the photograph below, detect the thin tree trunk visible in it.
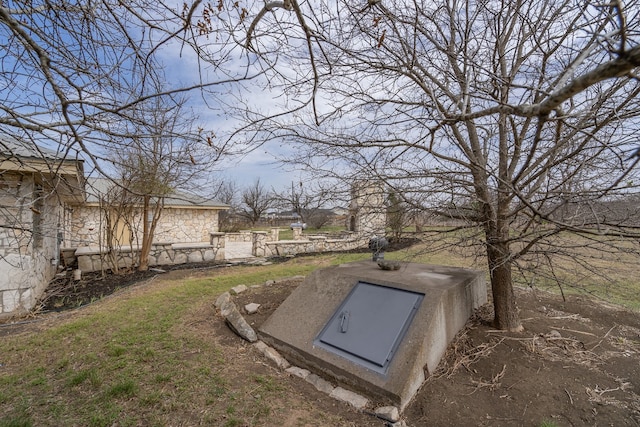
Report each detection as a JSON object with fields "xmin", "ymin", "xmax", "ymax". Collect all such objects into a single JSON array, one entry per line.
[
  {"xmin": 139, "ymin": 196, "xmax": 151, "ymax": 271},
  {"xmin": 486, "ymin": 238, "xmax": 522, "ymax": 331},
  {"xmin": 138, "ymin": 195, "xmax": 163, "ymax": 272}
]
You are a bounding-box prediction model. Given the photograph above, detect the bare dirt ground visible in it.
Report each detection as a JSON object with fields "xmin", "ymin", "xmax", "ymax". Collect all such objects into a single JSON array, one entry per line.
[
  {"xmin": 2, "ymin": 253, "xmax": 640, "ymax": 426},
  {"xmin": 232, "ymin": 278, "xmax": 640, "ymax": 426}
]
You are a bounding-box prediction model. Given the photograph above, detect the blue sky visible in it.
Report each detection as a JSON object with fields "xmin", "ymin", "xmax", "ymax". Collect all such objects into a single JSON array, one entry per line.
[{"xmin": 156, "ymin": 36, "xmax": 308, "ymax": 192}]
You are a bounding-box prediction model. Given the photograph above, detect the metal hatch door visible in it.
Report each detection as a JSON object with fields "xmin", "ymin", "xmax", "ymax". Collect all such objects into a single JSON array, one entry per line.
[{"xmin": 314, "ymin": 281, "xmax": 424, "ymax": 374}]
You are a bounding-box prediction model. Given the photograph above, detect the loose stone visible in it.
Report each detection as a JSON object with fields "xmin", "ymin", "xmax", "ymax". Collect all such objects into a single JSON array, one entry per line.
[
  {"xmin": 305, "ymin": 374, "xmax": 334, "ymax": 394},
  {"xmin": 214, "ymin": 292, "xmax": 231, "ymax": 311},
  {"xmin": 244, "ymin": 303, "xmax": 260, "ymax": 314},
  {"xmin": 221, "ymin": 300, "xmax": 257, "ymax": 342},
  {"xmin": 230, "ymin": 284, "xmax": 248, "ymax": 295},
  {"xmin": 375, "ymin": 406, "xmax": 400, "ymax": 422},
  {"xmin": 285, "ymin": 366, "xmax": 310, "ymax": 379},
  {"xmin": 329, "ymin": 387, "xmax": 369, "ymax": 410},
  {"xmin": 254, "ymin": 341, "xmax": 290, "ymax": 369}
]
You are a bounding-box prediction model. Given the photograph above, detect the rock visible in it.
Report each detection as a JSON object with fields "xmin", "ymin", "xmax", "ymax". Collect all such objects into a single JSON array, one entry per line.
[
  {"xmin": 377, "ymin": 260, "xmax": 401, "ymax": 271},
  {"xmin": 285, "ymin": 366, "xmax": 310, "ymax": 379},
  {"xmin": 389, "ymin": 421, "xmax": 407, "ymax": 427},
  {"xmin": 214, "ymin": 292, "xmax": 231, "ymax": 312},
  {"xmin": 375, "ymin": 406, "xmax": 400, "ymax": 422},
  {"xmin": 244, "ymin": 303, "xmax": 260, "ymax": 314},
  {"xmin": 548, "ymin": 329, "xmax": 562, "ymax": 338},
  {"xmin": 222, "ymin": 301, "xmax": 257, "ymax": 342},
  {"xmin": 254, "ymin": 341, "xmax": 290, "ymax": 369},
  {"xmin": 188, "ymin": 252, "xmax": 204, "ymax": 263},
  {"xmin": 218, "ymin": 299, "xmax": 235, "ymax": 318},
  {"xmin": 230, "ymin": 284, "xmax": 248, "ymax": 295},
  {"xmin": 305, "ymin": 374, "xmax": 334, "ymax": 394},
  {"xmin": 203, "ymin": 249, "xmax": 215, "ymax": 262},
  {"xmin": 329, "ymin": 387, "xmax": 369, "ymax": 409},
  {"xmin": 264, "ymin": 280, "xmax": 276, "ymax": 287}
]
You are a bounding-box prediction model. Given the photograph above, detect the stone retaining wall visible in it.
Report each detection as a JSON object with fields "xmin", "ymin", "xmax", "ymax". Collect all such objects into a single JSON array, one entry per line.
[
  {"xmin": 71, "ymin": 229, "xmax": 368, "ymax": 273},
  {"xmin": 75, "ymin": 242, "xmax": 221, "ymax": 273},
  {"xmin": 225, "ymin": 231, "xmax": 253, "ymax": 243},
  {"xmin": 255, "ymin": 232, "xmax": 366, "ymax": 257}
]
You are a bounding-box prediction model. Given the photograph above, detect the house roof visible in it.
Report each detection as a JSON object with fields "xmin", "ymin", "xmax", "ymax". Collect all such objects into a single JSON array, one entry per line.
[
  {"xmin": 0, "ymin": 136, "xmax": 85, "ymax": 203},
  {"xmin": 0, "ymin": 136, "xmax": 67, "ymax": 160},
  {"xmin": 84, "ymin": 177, "xmax": 229, "ymax": 210}
]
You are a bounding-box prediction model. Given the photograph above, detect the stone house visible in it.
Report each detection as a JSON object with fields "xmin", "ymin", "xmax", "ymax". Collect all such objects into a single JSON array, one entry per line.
[
  {"xmin": 0, "ymin": 137, "xmax": 84, "ymax": 317},
  {"xmin": 62, "ymin": 177, "xmax": 229, "ymax": 273},
  {"xmin": 0, "ymin": 138, "xmax": 228, "ymax": 317},
  {"xmin": 64, "ymin": 177, "xmax": 228, "ymax": 247}
]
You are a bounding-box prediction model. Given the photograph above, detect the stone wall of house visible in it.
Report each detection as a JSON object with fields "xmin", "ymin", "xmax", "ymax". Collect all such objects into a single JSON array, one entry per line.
[
  {"xmin": 67, "ymin": 205, "xmax": 221, "ymax": 248},
  {"xmin": 65, "ymin": 205, "xmax": 104, "ymax": 247},
  {"xmin": 153, "ymin": 208, "xmax": 219, "ymax": 243},
  {"xmin": 0, "ymin": 174, "xmax": 32, "ymax": 255},
  {"xmin": 0, "ymin": 175, "xmax": 62, "ymax": 317}
]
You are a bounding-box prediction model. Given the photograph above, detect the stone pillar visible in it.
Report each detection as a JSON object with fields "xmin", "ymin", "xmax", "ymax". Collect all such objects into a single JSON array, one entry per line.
[
  {"xmin": 348, "ymin": 180, "xmax": 386, "ymax": 237},
  {"xmin": 210, "ymin": 232, "xmax": 226, "ymax": 261},
  {"xmin": 309, "ymin": 236, "xmax": 327, "ymax": 252},
  {"xmin": 252, "ymin": 231, "xmax": 268, "ymax": 257},
  {"xmin": 292, "ymin": 225, "xmax": 303, "ymax": 241},
  {"xmin": 270, "ymin": 228, "xmax": 280, "ymax": 242}
]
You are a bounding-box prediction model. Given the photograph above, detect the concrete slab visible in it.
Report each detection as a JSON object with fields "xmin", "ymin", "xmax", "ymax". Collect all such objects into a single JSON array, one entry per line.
[{"xmin": 258, "ymin": 260, "xmax": 487, "ymax": 410}]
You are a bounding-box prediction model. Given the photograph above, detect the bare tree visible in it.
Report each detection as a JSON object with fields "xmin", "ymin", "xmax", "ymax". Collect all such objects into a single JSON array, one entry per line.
[
  {"xmin": 0, "ymin": 1, "xmax": 257, "ymax": 187},
  {"xmin": 209, "ymin": 0, "xmax": 640, "ymax": 330},
  {"xmin": 109, "ymin": 95, "xmax": 214, "ymax": 271},
  {"xmin": 239, "ymin": 179, "xmax": 273, "ymax": 226},
  {"xmin": 215, "ymin": 180, "xmax": 241, "ymax": 231},
  {"xmin": 387, "ymin": 190, "xmax": 408, "ymax": 240},
  {"xmin": 1, "ymin": 0, "xmax": 271, "ymax": 277},
  {"xmin": 4, "ymin": 0, "xmax": 640, "ymax": 331},
  {"xmin": 101, "ymin": 183, "xmax": 137, "ymax": 274},
  {"xmin": 274, "ymin": 181, "xmax": 333, "ymax": 227}
]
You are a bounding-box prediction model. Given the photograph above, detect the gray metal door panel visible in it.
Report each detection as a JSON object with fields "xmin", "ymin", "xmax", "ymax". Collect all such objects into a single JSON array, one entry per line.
[{"xmin": 316, "ymin": 281, "xmax": 423, "ymax": 372}]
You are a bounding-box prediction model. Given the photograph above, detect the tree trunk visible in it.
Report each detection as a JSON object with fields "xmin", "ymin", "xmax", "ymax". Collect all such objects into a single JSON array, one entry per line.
[
  {"xmin": 139, "ymin": 196, "xmax": 151, "ymax": 271},
  {"xmin": 487, "ymin": 107, "xmax": 522, "ymax": 331},
  {"xmin": 138, "ymin": 196, "xmax": 163, "ymax": 272},
  {"xmin": 486, "ymin": 239, "xmax": 523, "ymax": 331}
]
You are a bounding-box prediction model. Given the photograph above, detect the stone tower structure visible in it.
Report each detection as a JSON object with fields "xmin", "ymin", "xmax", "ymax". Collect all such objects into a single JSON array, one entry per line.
[{"xmin": 347, "ymin": 180, "xmax": 386, "ymax": 237}]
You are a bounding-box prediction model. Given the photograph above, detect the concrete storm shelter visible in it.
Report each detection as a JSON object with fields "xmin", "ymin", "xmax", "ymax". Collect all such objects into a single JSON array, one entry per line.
[{"xmin": 259, "ymin": 261, "xmax": 487, "ymax": 410}]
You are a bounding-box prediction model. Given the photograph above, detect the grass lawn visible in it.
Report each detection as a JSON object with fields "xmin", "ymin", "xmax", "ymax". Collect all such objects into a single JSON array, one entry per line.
[{"xmin": 0, "ymin": 254, "xmax": 375, "ymax": 427}]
